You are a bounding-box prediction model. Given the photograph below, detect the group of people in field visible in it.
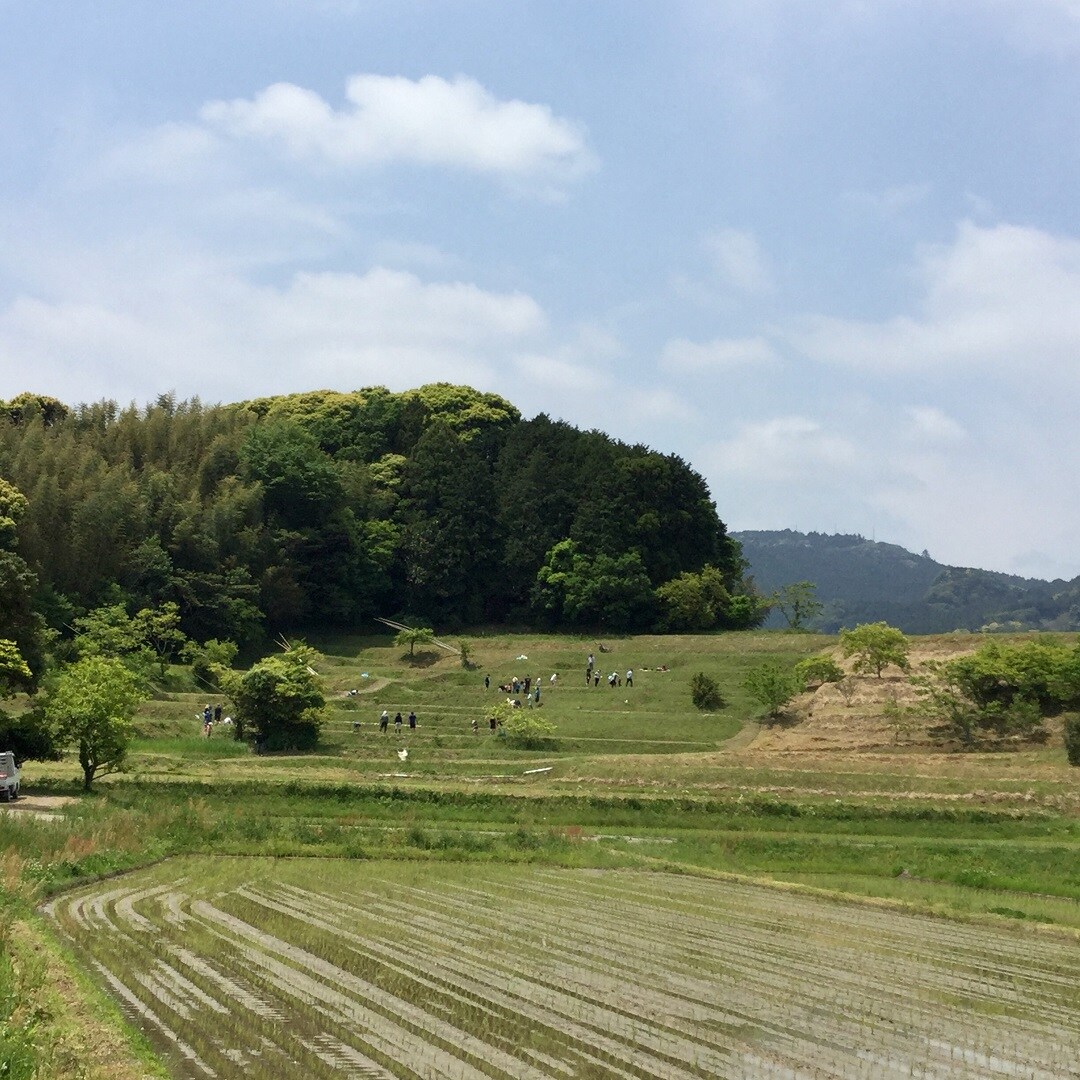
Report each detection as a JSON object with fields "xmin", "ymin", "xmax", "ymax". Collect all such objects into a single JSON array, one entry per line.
[
  {"xmin": 360, "ymin": 647, "xmax": 640, "ymax": 744},
  {"xmin": 200, "ymin": 703, "xmax": 232, "ymax": 736},
  {"xmin": 585, "ymin": 652, "xmax": 633, "ymax": 689},
  {"xmin": 479, "ymin": 651, "xmax": 638, "ymax": 708},
  {"xmin": 375, "ymin": 709, "xmax": 416, "ymax": 734},
  {"xmin": 483, "ymin": 671, "xmax": 551, "ymax": 708}
]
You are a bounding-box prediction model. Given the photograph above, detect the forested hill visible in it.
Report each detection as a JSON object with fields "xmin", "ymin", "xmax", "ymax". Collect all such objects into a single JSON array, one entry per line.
[
  {"xmin": 0, "ymin": 386, "xmax": 763, "ymax": 661},
  {"xmin": 735, "ymin": 529, "xmax": 1080, "ymax": 633}
]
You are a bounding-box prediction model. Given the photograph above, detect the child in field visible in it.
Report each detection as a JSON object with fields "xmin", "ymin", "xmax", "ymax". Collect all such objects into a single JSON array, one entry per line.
[{"xmin": 379, "ymin": 710, "xmax": 389, "ymax": 733}]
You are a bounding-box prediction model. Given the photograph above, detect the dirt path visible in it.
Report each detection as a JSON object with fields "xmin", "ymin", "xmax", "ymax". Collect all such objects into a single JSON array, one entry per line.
[
  {"xmin": 0, "ymin": 794, "xmax": 77, "ymax": 821},
  {"xmin": 720, "ymin": 718, "xmax": 761, "ymax": 752}
]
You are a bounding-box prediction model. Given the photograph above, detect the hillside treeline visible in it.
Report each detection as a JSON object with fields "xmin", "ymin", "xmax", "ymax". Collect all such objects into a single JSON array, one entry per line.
[
  {"xmin": 0, "ymin": 386, "xmax": 762, "ymax": 657},
  {"xmin": 736, "ymin": 529, "xmax": 1080, "ymax": 633}
]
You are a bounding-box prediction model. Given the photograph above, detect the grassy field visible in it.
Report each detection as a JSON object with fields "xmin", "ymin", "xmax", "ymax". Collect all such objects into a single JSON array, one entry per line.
[{"xmin": 4, "ymin": 629, "xmax": 1080, "ymax": 1077}]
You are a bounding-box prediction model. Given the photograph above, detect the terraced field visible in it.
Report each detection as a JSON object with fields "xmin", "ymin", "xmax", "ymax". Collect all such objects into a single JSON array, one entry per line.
[{"xmin": 45, "ymin": 858, "xmax": 1080, "ymax": 1079}]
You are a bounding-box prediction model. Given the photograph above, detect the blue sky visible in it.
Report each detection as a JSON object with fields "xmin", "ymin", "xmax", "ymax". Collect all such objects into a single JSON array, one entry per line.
[{"xmin": 3, "ymin": 1, "xmax": 1080, "ymax": 578}]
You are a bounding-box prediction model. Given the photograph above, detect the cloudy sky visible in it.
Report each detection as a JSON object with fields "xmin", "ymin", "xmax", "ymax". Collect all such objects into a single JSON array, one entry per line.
[{"xmin": 2, "ymin": 2, "xmax": 1080, "ymax": 579}]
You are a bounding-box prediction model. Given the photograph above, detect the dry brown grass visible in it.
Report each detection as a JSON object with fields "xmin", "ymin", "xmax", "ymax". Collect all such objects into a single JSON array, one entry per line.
[{"xmin": 748, "ymin": 634, "xmax": 1069, "ymax": 757}]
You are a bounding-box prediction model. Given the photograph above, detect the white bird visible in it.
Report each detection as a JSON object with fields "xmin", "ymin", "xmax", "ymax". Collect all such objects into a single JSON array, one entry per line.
[{"xmin": 397, "ymin": 748, "xmax": 409, "ymax": 762}]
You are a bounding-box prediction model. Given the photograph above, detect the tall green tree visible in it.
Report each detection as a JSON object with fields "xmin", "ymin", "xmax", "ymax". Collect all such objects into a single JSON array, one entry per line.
[
  {"xmin": 494, "ymin": 416, "xmax": 587, "ymax": 610},
  {"xmin": 0, "ymin": 639, "xmax": 31, "ymax": 695},
  {"xmin": 223, "ymin": 645, "xmax": 325, "ymax": 751},
  {"xmin": 840, "ymin": 622, "xmax": 910, "ymax": 677},
  {"xmin": 397, "ymin": 420, "xmax": 498, "ymax": 624},
  {"xmin": 0, "ymin": 478, "xmax": 47, "ymax": 681},
  {"xmin": 774, "ymin": 581, "xmax": 824, "ymax": 632},
  {"xmin": 395, "ymin": 626, "xmax": 435, "ymax": 657},
  {"xmin": 73, "ymin": 604, "xmax": 155, "ymax": 682},
  {"xmin": 655, "ymin": 564, "xmax": 767, "ymax": 630},
  {"xmin": 0, "ymin": 638, "xmax": 59, "ymax": 764},
  {"xmin": 133, "ymin": 602, "xmax": 188, "ymax": 678},
  {"xmin": 42, "ymin": 655, "xmax": 145, "ymax": 790},
  {"xmin": 532, "ymin": 540, "xmax": 657, "ymax": 629}
]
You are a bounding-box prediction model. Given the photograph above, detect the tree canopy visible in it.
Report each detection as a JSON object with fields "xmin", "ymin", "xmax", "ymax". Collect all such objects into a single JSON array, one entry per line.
[
  {"xmin": 0, "ymin": 385, "xmax": 757, "ymax": 637},
  {"xmin": 40, "ymin": 655, "xmax": 146, "ymax": 790},
  {"xmin": 839, "ymin": 622, "xmax": 910, "ymax": 678},
  {"xmin": 223, "ymin": 645, "xmax": 325, "ymax": 751}
]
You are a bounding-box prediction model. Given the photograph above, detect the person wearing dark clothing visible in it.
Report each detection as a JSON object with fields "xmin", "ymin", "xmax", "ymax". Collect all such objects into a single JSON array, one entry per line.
[
  {"xmin": 394, "ymin": 712, "xmax": 403, "ymax": 732},
  {"xmin": 379, "ymin": 710, "xmax": 389, "ymax": 733},
  {"xmin": 408, "ymin": 711, "xmax": 416, "ymax": 730}
]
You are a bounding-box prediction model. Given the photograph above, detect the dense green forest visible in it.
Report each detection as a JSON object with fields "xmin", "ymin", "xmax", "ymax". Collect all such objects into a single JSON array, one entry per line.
[
  {"xmin": 736, "ymin": 529, "xmax": 1080, "ymax": 633},
  {"xmin": 0, "ymin": 386, "xmax": 763, "ymax": 675}
]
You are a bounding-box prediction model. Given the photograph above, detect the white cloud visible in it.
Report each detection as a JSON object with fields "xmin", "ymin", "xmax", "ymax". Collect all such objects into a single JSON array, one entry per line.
[
  {"xmin": 704, "ymin": 228, "xmax": 773, "ymax": 293},
  {"xmin": 619, "ymin": 386, "xmax": 697, "ymax": 425},
  {"xmin": 95, "ymin": 123, "xmax": 221, "ymax": 183},
  {"xmin": 509, "ymin": 321, "xmax": 624, "ymax": 392},
  {"xmin": 708, "ymin": 416, "xmax": 860, "ymax": 483},
  {"xmin": 370, "ymin": 240, "xmax": 458, "ymax": 273},
  {"xmin": 904, "ymin": 405, "xmax": 967, "ymax": 443},
  {"xmin": 0, "ymin": 263, "xmax": 546, "ymax": 405},
  {"xmin": 505, "ymin": 324, "xmax": 696, "ymax": 439},
  {"xmin": 216, "ymin": 187, "xmax": 343, "ymax": 231},
  {"xmin": 794, "ymin": 221, "xmax": 1080, "ymax": 380},
  {"xmin": 200, "ymin": 74, "xmax": 595, "ymax": 185},
  {"xmin": 874, "ymin": 415, "xmax": 1080, "ymax": 579},
  {"xmin": 700, "ymin": 398, "xmax": 1080, "ymax": 579},
  {"xmin": 661, "ymin": 335, "xmax": 780, "ymax": 372}
]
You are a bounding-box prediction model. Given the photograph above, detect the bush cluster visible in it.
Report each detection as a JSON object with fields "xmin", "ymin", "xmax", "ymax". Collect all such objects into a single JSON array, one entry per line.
[{"xmin": 915, "ymin": 637, "xmax": 1080, "ymax": 749}]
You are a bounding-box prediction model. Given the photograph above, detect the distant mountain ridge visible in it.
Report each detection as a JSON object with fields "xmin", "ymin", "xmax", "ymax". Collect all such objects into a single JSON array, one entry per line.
[{"xmin": 733, "ymin": 529, "xmax": 1080, "ymax": 633}]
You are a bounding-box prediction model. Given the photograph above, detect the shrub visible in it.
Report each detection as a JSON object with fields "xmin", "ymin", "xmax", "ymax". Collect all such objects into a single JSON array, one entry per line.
[
  {"xmin": 502, "ymin": 709, "xmax": 558, "ymax": 750},
  {"xmin": 793, "ymin": 656, "xmax": 844, "ymax": 690},
  {"xmin": 1065, "ymin": 716, "xmax": 1080, "ymax": 766},
  {"xmin": 690, "ymin": 672, "xmax": 724, "ymax": 711},
  {"xmin": 882, "ymin": 693, "xmax": 916, "ymax": 745},
  {"xmin": 912, "ymin": 659, "xmax": 1047, "ymax": 748},
  {"xmin": 743, "ymin": 663, "xmax": 799, "ymax": 720}
]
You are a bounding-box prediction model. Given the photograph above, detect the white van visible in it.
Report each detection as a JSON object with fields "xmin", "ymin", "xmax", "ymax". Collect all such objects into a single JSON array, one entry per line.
[{"xmin": 0, "ymin": 752, "xmax": 20, "ymax": 801}]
